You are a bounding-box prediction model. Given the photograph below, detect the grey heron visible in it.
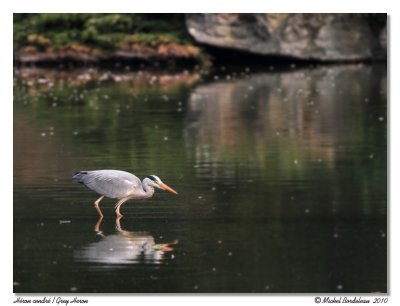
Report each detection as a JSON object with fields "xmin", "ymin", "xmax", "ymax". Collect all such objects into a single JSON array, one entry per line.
[{"xmin": 72, "ymin": 170, "xmax": 178, "ymax": 218}]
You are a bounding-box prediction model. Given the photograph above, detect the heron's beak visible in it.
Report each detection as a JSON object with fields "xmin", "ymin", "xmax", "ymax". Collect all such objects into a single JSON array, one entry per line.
[{"xmin": 158, "ymin": 182, "xmax": 178, "ymax": 195}]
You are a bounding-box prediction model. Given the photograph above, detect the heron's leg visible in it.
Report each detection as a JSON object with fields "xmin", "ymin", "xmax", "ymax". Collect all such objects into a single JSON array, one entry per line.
[
  {"xmin": 94, "ymin": 195, "xmax": 104, "ymax": 218},
  {"xmin": 115, "ymin": 217, "xmax": 132, "ymax": 237},
  {"xmin": 94, "ymin": 215, "xmax": 105, "ymax": 238},
  {"xmin": 115, "ymin": 215, "xmax": 122, "ymax": 232},
  {"xmin": 115, "ymin": 197, "xmax": 130, "ymax": 218}
]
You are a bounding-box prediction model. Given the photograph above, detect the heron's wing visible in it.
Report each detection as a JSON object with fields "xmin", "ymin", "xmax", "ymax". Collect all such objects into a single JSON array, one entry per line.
[{"xmin": 79, "ymin": 170, "xmax": 142, "ymax": 199}]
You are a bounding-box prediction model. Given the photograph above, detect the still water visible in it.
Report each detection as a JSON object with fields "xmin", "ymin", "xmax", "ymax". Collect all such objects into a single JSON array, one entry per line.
[{"xmin": 13, "ymin": 64, "xmax": 387, "ymax": 293}]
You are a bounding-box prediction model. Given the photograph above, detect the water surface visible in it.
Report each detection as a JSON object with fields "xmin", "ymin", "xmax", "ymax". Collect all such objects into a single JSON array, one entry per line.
[{"xmin": 13, "ymin": 64, "xmax": 387, "ymax": 293}]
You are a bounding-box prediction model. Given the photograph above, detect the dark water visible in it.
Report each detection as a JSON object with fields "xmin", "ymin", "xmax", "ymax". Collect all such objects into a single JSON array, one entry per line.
[{"xmin": 13, "ymin": 64, "xmax": 387, "ymax": 293}]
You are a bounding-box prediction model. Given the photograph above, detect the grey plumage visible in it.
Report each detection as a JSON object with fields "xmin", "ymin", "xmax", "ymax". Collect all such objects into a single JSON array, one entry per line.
[
  {"xmin": 72, "ymin": 169, "xmax": 178, "ymax": 217},
  {"xmin": 72, "ymin": 170, "xmax": 142, "ymax": 199}
]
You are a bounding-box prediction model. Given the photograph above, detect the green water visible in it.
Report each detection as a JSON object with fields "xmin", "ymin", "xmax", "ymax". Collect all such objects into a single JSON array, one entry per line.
[{"xmin": 13, "ymin": 64, "xmax": 387, "ymax": 293}]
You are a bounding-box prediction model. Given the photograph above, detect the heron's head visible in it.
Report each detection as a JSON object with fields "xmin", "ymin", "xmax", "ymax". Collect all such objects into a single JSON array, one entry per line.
[{"xmin": 145, "ymin": 175, "xmax": 178, "ymax": 194}]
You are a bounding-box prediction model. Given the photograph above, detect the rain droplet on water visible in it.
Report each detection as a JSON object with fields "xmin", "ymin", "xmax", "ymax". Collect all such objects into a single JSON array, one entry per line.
[{"xmin": 59, "ymin": 220, "xmax": 71, "ymax": 224}]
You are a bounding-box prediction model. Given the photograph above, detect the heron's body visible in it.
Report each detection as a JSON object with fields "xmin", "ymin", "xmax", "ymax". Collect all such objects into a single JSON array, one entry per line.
[{"xmin": 72, "ymin": 170, "xmax": 177, "ymax": 217}]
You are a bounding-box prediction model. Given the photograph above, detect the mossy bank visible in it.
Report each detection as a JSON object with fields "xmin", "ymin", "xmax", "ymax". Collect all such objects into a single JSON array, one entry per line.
[{"xmin": 13, "ymin": 14, "xmax": 210, "ymax": 68}]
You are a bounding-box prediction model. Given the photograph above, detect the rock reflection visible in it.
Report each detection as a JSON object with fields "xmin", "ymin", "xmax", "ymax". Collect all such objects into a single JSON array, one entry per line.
[
  {"xmin": 186, "ymin": 65, "xmax": 386, "ymax": 177},
  {"xmin": 74, "ymin": 217, "xmax": 178, "ymax": 268}
]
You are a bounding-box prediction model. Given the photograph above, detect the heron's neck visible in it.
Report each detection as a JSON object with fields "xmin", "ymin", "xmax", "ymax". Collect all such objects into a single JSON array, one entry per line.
[{"xmin": 142, "ymin": 181, "xmax": 155, "ymax": 198}]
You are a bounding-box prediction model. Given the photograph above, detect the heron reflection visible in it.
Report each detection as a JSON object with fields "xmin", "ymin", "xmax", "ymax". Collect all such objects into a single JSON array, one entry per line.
[{"xmin": 74, "ymin": 216, "xmax": 178, "ymax": 267}]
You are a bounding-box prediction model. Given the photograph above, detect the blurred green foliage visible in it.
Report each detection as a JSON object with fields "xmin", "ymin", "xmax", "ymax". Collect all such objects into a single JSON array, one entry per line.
[{"xmin": 14, "ymin": 13, "xmax": 192, "ymax": 51}]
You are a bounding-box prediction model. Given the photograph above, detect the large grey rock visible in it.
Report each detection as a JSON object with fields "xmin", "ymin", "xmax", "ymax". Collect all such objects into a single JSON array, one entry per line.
[{"xmin": 186, "ymin": 13, "xmax": 387, "ymax": 61}]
